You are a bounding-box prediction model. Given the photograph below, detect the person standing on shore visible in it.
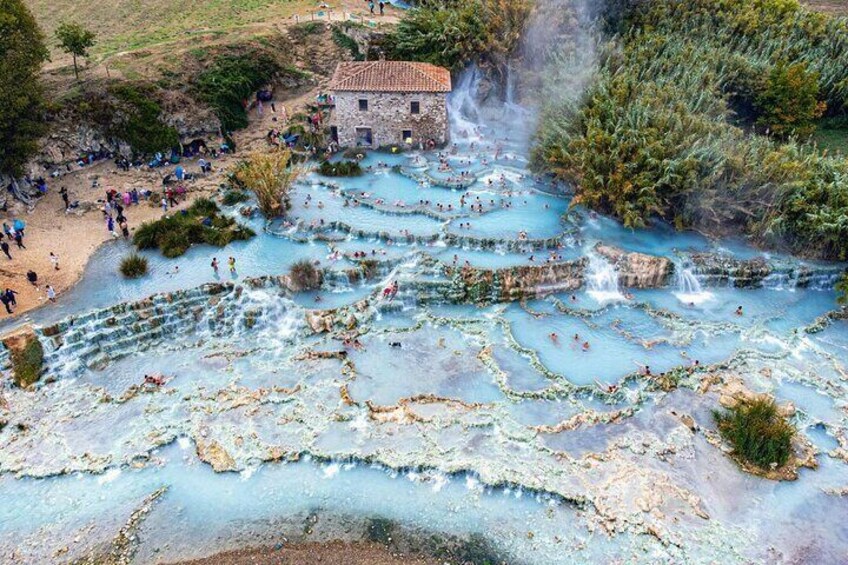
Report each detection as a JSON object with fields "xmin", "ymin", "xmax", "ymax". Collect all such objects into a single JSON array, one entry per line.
[
  {"xmin": 49, "ymin": 252, "xmax": 59, "ymax": 270},
  {"xmin": 13, "ymin": 231, "xmax": 25, "ymax": 249},
  {"xmin": 1, "ymin": 240, "xmax": 11, "ymax": 260},
  {"xmin": 60, "ymin": 186, "xmax": 70, "ymax": 210},
  {"xmin": 46, "ymin": 285, "xmax": 56, "ymax": 303},
  {"xmin": 5, "ymin": 288, "xmax": 17, "ymax": 308},
  {"xmin": 26, "ymin": 270, "xmax": 38, "ymax": 287},
  {"xmin": 0, "ymin": 293, "xmax": 11, "ymax": 314},
  {"xmin": 228, "ymin": 256, "xmax": 236, "ymax": 273},
  {"xmin": 211, "ymin": 257, "xmax": 219, "ymax": 274}
]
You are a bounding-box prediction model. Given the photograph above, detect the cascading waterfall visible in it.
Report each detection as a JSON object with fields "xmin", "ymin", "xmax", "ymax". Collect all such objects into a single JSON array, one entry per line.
[
  {"xmin": 586, "ymin": 252, "xmax": 623, "ymax": 303},
  {"xmin": 673, "ymin": 262, "xmax": 714, "ymax": 305},
  {"xmin": 447, "ymin": 66, "xmax": 487, "ymax": 141}
]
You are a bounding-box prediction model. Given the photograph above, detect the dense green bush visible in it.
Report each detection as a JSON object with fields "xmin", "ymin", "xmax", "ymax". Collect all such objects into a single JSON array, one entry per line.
[
  {"xmin": 107, "ymin": 83, "xmax": 178, "ymax": 155},
  {"xmin": 318, "ymin": 160, "xmax": 363, "ymax": 177},
  {"xmin": 119, "ymin": 253, "xmax": 149, "ymax": 278},
  {"xmin": 289, "ymin": 260, "xmax": 322, "ymax": 290},
  {"xmin": 222, "ymin": 189, "xmax": 249, "ymax": 206},
  {"xmin": 534, "ymin": 0, "xmax": 848, "ymax": 260},
  {"xmin": 331, "ymin": 25, "xmax": 363, "ymax": 61},
  {"xmin": 755, "ymin": 61, "xmax": 826, "ymax": 138},
  {"xmin": 837, "ymin": 274, "xmax": 848, "ymax": 306},
  {"xmin": 714, "ymin": 398, "xmax": 794, "ymax": 469},
  {"xmin": 10, "ymin": 337, "xmax": 44, "ymax": 388},
  {"xmin": 193, "ymin": 51, "xmax": 280, "ymax": 131},
  {"xmin": 384, "ymin": 0, "xmax": 530, "ymax": 74},
  {"xmin": 133, "ymin": 198, "xmax": 255, "ymax": 258}
]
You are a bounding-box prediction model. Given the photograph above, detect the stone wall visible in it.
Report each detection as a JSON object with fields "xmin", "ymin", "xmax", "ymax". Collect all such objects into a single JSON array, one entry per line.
[{"xmin": 330, "ymin": 90, "xmax": 448, "ymax": 148}]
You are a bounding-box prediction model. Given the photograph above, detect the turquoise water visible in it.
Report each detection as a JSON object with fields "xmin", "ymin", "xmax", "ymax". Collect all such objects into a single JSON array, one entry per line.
[{"xmin": 1, "ymin": 84, "xmax": 847, "ymax": 564}]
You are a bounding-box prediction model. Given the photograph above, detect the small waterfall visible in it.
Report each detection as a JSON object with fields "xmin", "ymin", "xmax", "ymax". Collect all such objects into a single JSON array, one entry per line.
[
  {"xmin": 503, "ymin": 63, "xmax": 532, "ymax": 120},
  {"xmin": 673, "ymin": 262, "xmax": 714, "ymax": 305},
  {"xmin": 586, "ymin": 253, "xmax": 623, "ymax": 303},
  {"xmin": 447, "ymin": 66, "xmax": 486, "ymax": 141}
]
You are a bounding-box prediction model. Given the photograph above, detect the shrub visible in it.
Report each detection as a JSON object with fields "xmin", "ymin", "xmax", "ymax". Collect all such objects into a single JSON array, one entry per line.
[
  {"xmin": 133, "ymin": 199, "xmax": 255, "ymax": 257},
  {"xmin": 836, "ymin": 274, "xmax": 848, "ymax": 305},
  {"xmin": 10, "ymin": 337, "xmax": 43, "ymax": 388},
  {"xmin": 222, "ymin": 189, "xmax": 249, "ymax": 206},
  {"xmin": 289, "ymin": 260, "xmax": 322, "ymax": 290},
  {"xmin": 755, "ymin": 61, "xmax": 826, "ymax": 138},
  {"xmin": 331, "ymin": 25, "xmax": 363, "ymax": 61},
  {"xmin": 318, "ymin": 160, "xmax": 363, "ymax": 177},
  {"xmin": 193, "ymin": 50, "xmax": 280, "ymax": 131},
  {"xmin": 188, "ymin": 196, "xmax": 219, "ymax": 217},
  {"xmin": 119, "ymin": 253, "xmax": 148, "ymax": 278},
  {"xmin": 106, "ymin": 83, "xmax": 179, "ymax": 155},
  {"xmin": 231, "ymin": 148, "xmax": 302, "ymax": 217},
  {"xmin": 384, "ymin": 0, "xmax": 530, "ymax": 74},
  {"xmin": 713, "ymin": 398, "xmax": 795, "ymax": 469}
]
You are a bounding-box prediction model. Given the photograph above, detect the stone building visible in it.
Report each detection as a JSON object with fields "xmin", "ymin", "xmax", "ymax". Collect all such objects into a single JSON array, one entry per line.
[{"xmin": 328, "ymin": 61, "xmax": 452, "ymax": 148}]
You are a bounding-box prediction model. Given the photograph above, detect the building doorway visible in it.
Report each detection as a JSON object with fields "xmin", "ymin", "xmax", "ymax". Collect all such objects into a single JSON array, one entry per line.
[
  {"xmin": 402, "ymin": 129, "xmax": 413, "ymax": 144},
  {"xmin": 330, "ymin": 126, "xmax": 338, "ymax": 144},
  {"xmin": 355, "ymin": 127, "xmax": 373, "ymax": 147}
]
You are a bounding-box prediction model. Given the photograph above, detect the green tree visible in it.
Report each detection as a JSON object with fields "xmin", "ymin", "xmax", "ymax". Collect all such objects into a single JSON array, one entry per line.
[
  {"xmin": 836, "ymin": 274, "xmax": 848, "ymax": 306},
  {"xmin": 0, "ymin": 0, "xmax": 49, "ymax": 179},
  {"xmin": 756, "ymin": 61, "xmax": 826, "ymax": 139},
  {"xmin": 55, "ymin": 21, "xmax": 96, "ymax": 80}
]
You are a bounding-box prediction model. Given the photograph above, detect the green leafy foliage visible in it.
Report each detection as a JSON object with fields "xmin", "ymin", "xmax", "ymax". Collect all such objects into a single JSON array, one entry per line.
[
  {"xmin": 119, "ymin": 253, "xmax": 149, "ymax": 278},
  {"xmin": 55, "ymin": 21, "xmax": 96, "ymax": 80},
  {"xmin": 133, "ymin": 198, "xmax": 255, "ymax": 258},
  {"xmin": 331, "ymin": 25, "xmax": 363, "ymax": 61},
  {"xmin": 193, "ymin": 50, "xmax": 280, "ymax": 131},
  {"xmin": 106, "ymin": 83, "xmax": 179, "ymax": 155},
  {"xmin": 222, "ymin": 189, "xmax": 249, "ymax": 206},
  {"xmin": 10, "ymin": 337, "xmax": 44, "ymax": 388},
  {"xmin": 0, "ymin": 0, "xmax": 49, "ymax": 178},
  {"xmin": 756, "ymin": 61, "xmax": 826, "ymax": 138},
  {"xmin": 535, "ymin": 0, "xmax": 848, "ymax": 260},
  {"xmin": 317, "ymin": 160, "xmax": 363, "ymax": 177},
  {"xmin": 384, "ymin": 0, "xmax": 531, "ymax": 74},
  {"xmin": 835, "ymin": 274, "xmax": 848, "ymax": 306},
  {"xmin": 713, "ymin": 398, "xmax": 794, "ymax": 469}
]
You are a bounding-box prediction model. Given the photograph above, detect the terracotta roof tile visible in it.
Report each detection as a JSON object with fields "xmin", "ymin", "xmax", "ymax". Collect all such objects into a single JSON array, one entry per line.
[{"xmin": 329, "ymin": 61, "xmax": 452, "ymax": 93}]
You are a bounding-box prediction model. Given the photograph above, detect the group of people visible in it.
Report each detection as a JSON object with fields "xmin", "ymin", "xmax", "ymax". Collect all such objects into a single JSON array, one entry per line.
[
  {"xmin": 367, "ymin": 0, "xmax": 387, "ymax": 15},
  {"xmin": 102, "ymin": 189, "xmax": 135, "ymax": 239},
  {"xmin": 0, "ymin": 218, "xmax": 59, "ymax": 314},
  {"xmin": 210, "ymin": 256, "xmax": 238, "ymax": 275}
]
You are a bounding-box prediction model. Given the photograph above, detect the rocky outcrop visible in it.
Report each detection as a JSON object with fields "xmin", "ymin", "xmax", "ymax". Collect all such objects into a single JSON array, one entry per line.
[
  {"xmin": 690, "ymin": 253, "xmax": 843, "ymax": 289},
  {"xmin": 449, "ymin": 259, "xmax": 587, "ymax": 304},
  {"xmin": 195, "ymin": 439, "xmax": 237, "ymax": 472},
  {"xmin": 594, "ymin": 243, "xmax": 673, "ymax": 288}
]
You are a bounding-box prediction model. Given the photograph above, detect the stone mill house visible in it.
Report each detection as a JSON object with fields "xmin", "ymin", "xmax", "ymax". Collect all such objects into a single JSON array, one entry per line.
[{"xmin": 328, "ymin": 61, "xmax": 452, "ymax": 148}]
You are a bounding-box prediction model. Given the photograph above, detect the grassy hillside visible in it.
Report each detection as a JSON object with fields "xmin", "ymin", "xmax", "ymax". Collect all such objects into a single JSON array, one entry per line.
[{"xmin": 24, "ymin": 0, "xmax": 393, "ymax": 82}]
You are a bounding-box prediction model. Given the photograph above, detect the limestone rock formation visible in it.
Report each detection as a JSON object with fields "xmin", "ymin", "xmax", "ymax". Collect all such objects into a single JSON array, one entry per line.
[{"xmin": 594, "ymin": 243, "xmax": 673, "ymax": 288}]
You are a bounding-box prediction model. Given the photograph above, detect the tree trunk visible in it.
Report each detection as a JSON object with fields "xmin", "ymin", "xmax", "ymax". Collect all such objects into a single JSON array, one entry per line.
[{"xmin": 72, "ymin": 54, "xmax": 78, "ymax": 80}]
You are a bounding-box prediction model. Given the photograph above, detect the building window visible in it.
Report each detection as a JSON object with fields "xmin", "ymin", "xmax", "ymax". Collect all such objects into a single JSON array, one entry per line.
[
  {"xmin": 355, "ymin": 127, "xmax": 373, "ymax": 147},
  {"xmin": 402, "ymin": 130, "xmax": 413, "ymax": 143},
  {"xmin": 410, "ymin": 101, "xmax": 420, "ymax": 115},
  {"xmin": 359, "ymin": 99, "xmax": 368, "ymax": 111},
  {"xmin": 330, "ymin": 126, "xmax": 339, "ymax": 143}
]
